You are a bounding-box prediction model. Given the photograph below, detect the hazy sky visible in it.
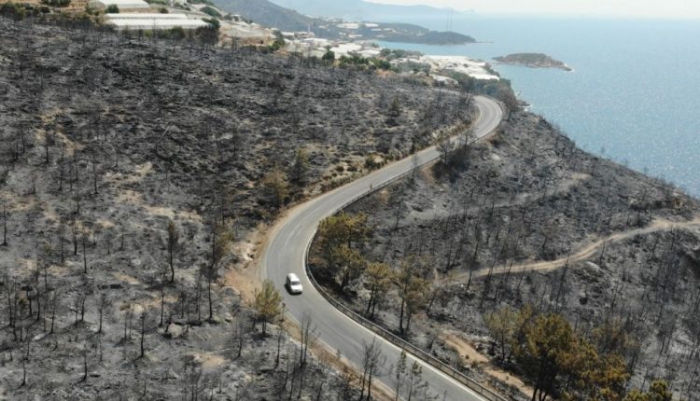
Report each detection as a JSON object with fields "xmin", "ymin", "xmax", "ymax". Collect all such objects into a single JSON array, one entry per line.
[{"xmin": 367, "ymin": 0, "xmax": 700, "ymax": 19}]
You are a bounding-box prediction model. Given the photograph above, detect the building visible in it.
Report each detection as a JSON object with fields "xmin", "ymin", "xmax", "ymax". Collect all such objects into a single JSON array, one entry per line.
[
  {"xmin": 105, "ymin": 13, "xmax": 210, "ymax": 30},
  {"xmin": 90, "ymin": 0, "xmax": 149, "ymax": 10},
  {"xmin": 106, "ymin": 13, "xmax": 195, "ymax": 20}
]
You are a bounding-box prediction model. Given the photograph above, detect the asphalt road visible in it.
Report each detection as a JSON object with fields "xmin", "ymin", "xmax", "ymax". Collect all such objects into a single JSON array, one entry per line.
[{"xmin": 262, "ymin": 95, "xmax": 503, "ymax": 400}]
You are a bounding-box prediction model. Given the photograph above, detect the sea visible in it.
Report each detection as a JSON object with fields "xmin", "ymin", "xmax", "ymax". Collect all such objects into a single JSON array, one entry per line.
[{"xmin": 376, "ymin": 15, "xmax": 700, "ymax": 196}]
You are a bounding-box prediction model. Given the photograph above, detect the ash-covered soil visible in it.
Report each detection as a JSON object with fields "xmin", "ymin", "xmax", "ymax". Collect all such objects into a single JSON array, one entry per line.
[
  {"xmin": 0, "ymin": 17, "xmax": 472, "ymax": 400},
  {"xmin": 318, "ymin": 111, "xmax": 700, "ymax": 399}
]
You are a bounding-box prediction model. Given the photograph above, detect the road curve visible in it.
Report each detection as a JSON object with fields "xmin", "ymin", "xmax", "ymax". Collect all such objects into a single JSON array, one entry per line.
[{"xmin": 262, "ymin": 95, "xmax": 503, "ymax": 401}]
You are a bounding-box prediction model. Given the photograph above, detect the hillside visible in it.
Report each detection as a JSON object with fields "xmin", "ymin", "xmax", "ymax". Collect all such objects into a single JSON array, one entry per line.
[
  {"xmin": 0, "ymin": 17, "xmax": 472, "ymax": 399},
  {"xmin": 268, "ymin": 0, "xmax": 469, "ymax": 22},
  {"xmin": 310, "ymin": 109, "xmax": 700, "ymax": 399},
  {"xmin": 213, "ymin": 0, "xmax": 475, "ymax": 44},
  {"xmin": 213, "ymin": 0, "xmax": 315, "ymax": 32}
]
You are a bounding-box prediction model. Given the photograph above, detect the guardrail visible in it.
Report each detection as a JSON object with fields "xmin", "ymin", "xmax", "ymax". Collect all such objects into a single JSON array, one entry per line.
[
  {"xmin": 305, "ymin": 236, "xmax": 509, "ymax": 401},
  {"xmin": 303, "ymin": 98, "xmax": 510, "ymax": 401}
]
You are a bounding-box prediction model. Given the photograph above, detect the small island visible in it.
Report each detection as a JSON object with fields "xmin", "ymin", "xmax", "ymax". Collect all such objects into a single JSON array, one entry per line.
[{"xmin": 493, "ymin": 53, "xmax": 572, "ymax": 71}]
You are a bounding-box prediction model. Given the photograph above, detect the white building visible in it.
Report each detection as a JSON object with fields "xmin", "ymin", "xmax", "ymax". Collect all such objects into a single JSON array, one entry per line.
[
  {"xmin": 105, "ymin": 13, "xmax": 210, "ymax": 30},
  {"xmin": 91, "ymin": 0, "xmax": 149, "ymax": 10},
  {"xmin": 106, "ymin": 13, "xmax": 192, "ymax": 20}
]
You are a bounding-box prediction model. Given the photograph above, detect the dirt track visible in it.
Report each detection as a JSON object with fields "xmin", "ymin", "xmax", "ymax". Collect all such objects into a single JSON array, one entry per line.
[{"xmin": 466, "ymin": 216, "xmax": 700, "ymax": 279}]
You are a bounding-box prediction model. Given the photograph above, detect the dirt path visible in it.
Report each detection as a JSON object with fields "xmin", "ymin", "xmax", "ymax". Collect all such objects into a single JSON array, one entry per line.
[
  {"xmin": 442, "ymin": 332, "xmax": 534, "ymax": 399},
  {"xmin": 460, "ymin": 216, "xmax": 700, "ymax": 280}
]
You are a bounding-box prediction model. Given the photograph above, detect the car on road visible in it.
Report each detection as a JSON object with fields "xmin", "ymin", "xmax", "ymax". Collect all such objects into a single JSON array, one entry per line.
[{"xmin": 286, "ymin": 273, "xmax": 303, "ymax": 294}]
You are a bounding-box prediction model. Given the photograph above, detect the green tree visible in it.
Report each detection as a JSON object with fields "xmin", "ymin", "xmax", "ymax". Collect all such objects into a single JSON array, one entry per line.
[
  {"xmin": 623, "ymin": 380, "xmax": 673, "ymax": 401},
  {"xmin": 484, "ymin": 305, "xmax": 518, "ymax": 362},
  {"xmin": 202, "ymin": 17, "xmax": 220, "ymax": 29},
  {"xmin": 291, "ymin": 147, "xmax": 310, "ymax": 185},
  {"xmin": 169, "ymin": 26, "xmax": 186, "ymax": 41},
  {"xmin": 261, "ymin": 166, "xmax": 289, "ymax": 208},
  {"xmin": 317, "ymin": 212, "xmax": 371, "ymax": 290},
  {"xmin": 372, "ymin": 59, "xmax": 392, "ymax": 71},
  {"xmin": 364, "ymin": 262, "xmax": 392, "ymax": 318},
  {"xmin": 253, "ymin": 280, "xmax": 282, "ymax": 336},
  {"xmin": 318, "ymin": 212, "xmax": 370, "ymax": 252},
  {"xmin": 330, "ymin": 245, "xmax": 366, "ymax": 291},
  {"xmin": 511, "ymin": 310, "xmax": 628, "ymax": 401},
  {"xmin": 268, "ymin": 31, "xmax": 286, "ymax": 52},
  {"xmin": 513, "ymin": 313, "xmax": 576, "ymax": 401},
  {"xmin": 322, "ymin": 49, "xmax": 335, "ymax": 63},
  {"xmin": 1, "ymin": 2, "xmax": 26, "ymax": 20},
  {"xmin": 395, "ymin": 258, "xmax": 428, "ymax": 334},
  {"xmin": 200, "ymin": 5, "xmax": 221, "ymax": 17},
  {"xmin": 389, "ymin": 98, "xmax": 401, "ymax": 117}
]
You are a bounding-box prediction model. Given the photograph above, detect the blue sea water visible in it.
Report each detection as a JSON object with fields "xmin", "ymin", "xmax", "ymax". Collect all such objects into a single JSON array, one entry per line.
[{"xmin": 377, "ymin": 16, "xmax": 700, "ymax": 195}]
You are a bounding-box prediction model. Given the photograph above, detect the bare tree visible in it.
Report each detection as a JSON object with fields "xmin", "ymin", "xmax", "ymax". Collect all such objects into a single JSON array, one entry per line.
[
  {"xmin": 299, "ymin": 311, "xmax": 318, "ymax": 368},
  {"xmin": 49, "ymin": 290, "xmax": 59, "ymax": 334},
  {"xmin": 394, "ymin": 350, "xmax": 407, "ymax": 401},
  {"xmin": 97, "ymin": 292, "xmax": 110, "ymax": 334},
  {"xmin": 435, "ymin": 131, "xmax": 454, "ymax": 166},
  {"xmin": 1, "ymin": 204, "xmax": 7, "ymax": 246},
  {"xmin": 82, "ymin": 336, "xmax": 90, "ymax": 382},
  {"xmin": 359, "ymin": 337, "xmax": 388, "ymax": 401},
  {"xmin": 231, "ymin": 313, "xmax": 248, "ymax": 360},
  {"xmin": 139, "ymin": 309, "xmax": 147, "ymax": 359},
  {"xmin": 167, "ymin": 221, "xmax": 179, "ymax": 283}
]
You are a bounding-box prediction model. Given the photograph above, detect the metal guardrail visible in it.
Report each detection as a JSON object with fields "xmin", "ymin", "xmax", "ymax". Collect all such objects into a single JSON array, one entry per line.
[
  {"xmin": 305, "ymin": 240, "xmax": 509, "ymax": 401},
  {"xmin": 303, "ymin": 99, "xmax": 510, "ymax": 401}
]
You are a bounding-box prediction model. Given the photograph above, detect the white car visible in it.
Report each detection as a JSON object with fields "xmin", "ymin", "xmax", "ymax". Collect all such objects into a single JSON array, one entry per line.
[{"xmin": 286, "ymin": 273, "xmax": 303, "ymax": 294}]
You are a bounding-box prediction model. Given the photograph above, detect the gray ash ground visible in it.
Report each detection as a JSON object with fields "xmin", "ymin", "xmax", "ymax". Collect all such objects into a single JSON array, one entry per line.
[
  {"xmin": 0, "ymin": 17, "xmax": 472, "ymax": 400},
  {"xmin": 318, "ymin": 111, "xmax": 700, "ymax": 399}
]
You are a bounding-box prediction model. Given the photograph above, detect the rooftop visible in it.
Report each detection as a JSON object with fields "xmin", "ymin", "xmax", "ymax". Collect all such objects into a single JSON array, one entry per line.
[
  {"xmin": 106, "ymin": 18, "xmax": 209, "ymax": 30},
  {"xmin": 106, "ymin": 13, "xmax": 191, "ymax": 19},
  {"xmin": 92, "ymin": 0, "xmax": 149, "ymax": 8}
]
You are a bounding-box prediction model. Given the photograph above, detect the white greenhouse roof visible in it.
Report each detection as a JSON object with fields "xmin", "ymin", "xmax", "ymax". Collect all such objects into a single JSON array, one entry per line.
[
  {"xmin": 94, "ymin": 0, "xmax": 149, "ymax": 8},
  {"xmin": 106, "ymin": 13, "xmax": 191, "ymax": 20},
  {"xmin": 107, "ymin": 19, "xmax": 209, "ymax": 30}
]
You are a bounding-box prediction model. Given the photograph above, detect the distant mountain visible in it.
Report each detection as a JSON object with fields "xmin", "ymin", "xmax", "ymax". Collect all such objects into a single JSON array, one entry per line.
[
  {"xmin": 214, "ymin": 0, "xmax": 315, "ymax": 32},
  {"xmin": 269, "ymin": 0, "xmax": 468, "ymax": 22},
  {"xmin": 213, "ymin": 0, "xmax": 475, "ymax": 44}
]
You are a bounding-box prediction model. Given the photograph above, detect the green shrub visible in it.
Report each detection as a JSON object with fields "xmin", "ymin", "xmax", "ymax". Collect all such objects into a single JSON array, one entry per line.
[
  {"xmin": 105, "ymin": 4, "xmax": 119, "ymax": 13},
  {"xmin": 200, "ymin": 5, "xmax": 220, "ymax": 17},
  {"xmin": 365, "ymin": 155, "xmax": 383, "ymax": 170},
  {"xmin": 202, "ymin": 17, "xmax": 219, "ymax": 29},
  {"xmin": 322, "ymin": 49, "xmax": 335, "ymax": 63},
  {"xmin": 169, "ymin": 26, "xmax": 186, "ymax": 40},
  {"xmin": 41, "ymin": 0, "xmax": 71, "ymax": 7},
  {"xmin": 0, "ymin": 2, "xmax": 26, "ymax": 20},
  {"xmin": 159, "ymin": 6, "xmax": 168, "ymax": 13},
  {"xmin": 372, "ymin": 59, "xmax": 392, "ymax": 71}
]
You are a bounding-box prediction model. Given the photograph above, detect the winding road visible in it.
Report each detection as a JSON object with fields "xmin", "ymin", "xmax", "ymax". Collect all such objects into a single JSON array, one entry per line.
[{"xmin": 262, "ymin": 95, "xmax": 503, "ymax": 400}]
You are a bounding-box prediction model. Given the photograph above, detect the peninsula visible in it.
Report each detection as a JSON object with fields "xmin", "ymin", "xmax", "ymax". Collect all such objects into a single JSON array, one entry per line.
[{"xmin": 494, "ymin": 52, "xmax": 572, "ymax": 71}]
